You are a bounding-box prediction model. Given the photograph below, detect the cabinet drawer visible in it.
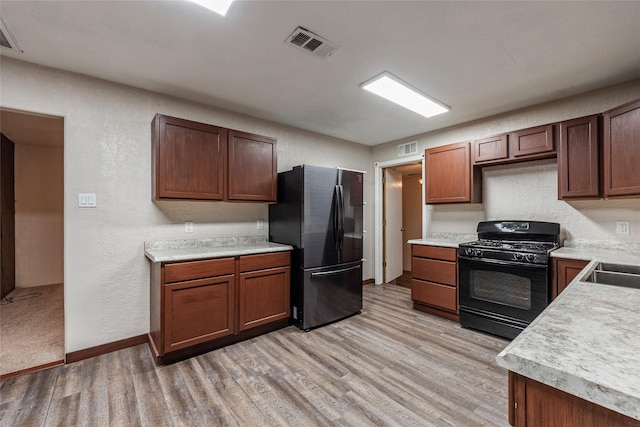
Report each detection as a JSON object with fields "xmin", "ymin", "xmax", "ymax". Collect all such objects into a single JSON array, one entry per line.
[
  {"xmin": 412, "ymin": 257, "xmax": 456, "ymax": 286},
  {"xmin": 239, "ymin": 251, "xmax": 290, "ymax": 273},
  {"xmin": 412, "ymin": 279, "xmax": 457, "ymax": 313},
  {"xmin": 164, "ymin": 258, "xmax": 235, "ymax": 283},
  {"xmin": 412, "ymin": 245, "xmax": 457, "ymax": 261}
]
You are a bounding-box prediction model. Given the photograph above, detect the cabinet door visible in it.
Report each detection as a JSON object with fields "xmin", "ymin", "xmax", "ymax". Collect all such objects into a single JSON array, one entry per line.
[
  {"xmin": 425, "ymin": 142, "xmax": 480, "ymax": 204},
  {"xmin": 227, "ymin": 130, "xmax": 277, "ymax": 202},
  {"xmin": 163, "ymin": 274, "xmax": 235, "ymax": 353},
  {"xmin": 238, "ymin": 266, "xmax": 290, "ymax": 331},
  {"xmin": 558, "ymin": 115, "xmax": 601, "ymax": 199},
  {"xmin": 473, "ymin": 134, "xmax": 508, "ymax": 164},
  {"xmin": 603, "ymin": 99, "xmax": 640, "ymax": 197},
  {"xmin": 153, "ymin": 114, "xmax": 226, "ymax": 200},
  {"xmin": 512, "ymin": 124, "xmax": 555, "ymax": 157},
  {"xmin": 552, "ymin": 258, "xmax": 589, "ymax": 300}
]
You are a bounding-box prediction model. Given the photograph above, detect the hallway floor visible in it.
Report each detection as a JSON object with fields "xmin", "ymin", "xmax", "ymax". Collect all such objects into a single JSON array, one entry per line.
[{"xmin": 0, "ymin": 284, "xmax": 64, "ymax": 377}]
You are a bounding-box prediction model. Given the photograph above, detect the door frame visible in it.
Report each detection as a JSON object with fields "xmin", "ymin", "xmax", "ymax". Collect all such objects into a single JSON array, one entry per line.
[{"xmin": 374, "ymin": 154, "xmax": 425, "ymax": 285}]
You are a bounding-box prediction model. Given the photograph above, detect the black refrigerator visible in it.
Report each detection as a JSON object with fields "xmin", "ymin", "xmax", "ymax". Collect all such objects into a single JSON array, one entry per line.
[{"xmin": 269, "ymin": 165, "xmax": 363, "ymax": 330}]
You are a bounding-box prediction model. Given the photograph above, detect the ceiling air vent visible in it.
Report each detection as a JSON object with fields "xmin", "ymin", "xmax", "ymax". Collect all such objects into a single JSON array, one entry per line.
[
  {"xmin": 285, "ymin": 26, "xmax": 338, "ymax": 59},
  {"xmin": 0, "ymin": 15, "xmax": 22, "ymax": 52},
  {"xmin": 398, "ymin": 141, "xmax": 418, "ymax": 157}
]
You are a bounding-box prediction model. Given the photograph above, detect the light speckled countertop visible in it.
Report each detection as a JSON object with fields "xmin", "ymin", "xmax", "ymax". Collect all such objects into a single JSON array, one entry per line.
[
  {"xmin": 408, "ymin": 233, "xmax": 477, "ymax": 248},
  {"xmin": 144, "ymin": 236, "xmax": 292, "ymax": 263},
  {"xmin": 497, "ymin": 242, "xmax": 640, "ymax": 421}
]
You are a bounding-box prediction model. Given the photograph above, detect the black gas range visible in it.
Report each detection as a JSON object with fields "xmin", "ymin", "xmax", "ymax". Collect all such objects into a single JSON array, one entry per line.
[{"xmin": 458, "ymin": 221, "xmax": 561, "ymax": 339}]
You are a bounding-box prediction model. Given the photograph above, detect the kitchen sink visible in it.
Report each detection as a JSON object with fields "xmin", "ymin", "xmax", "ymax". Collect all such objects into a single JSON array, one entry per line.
[{"xmin": 585, "ymin": 263, "xmax": 640, "ymax": 289}]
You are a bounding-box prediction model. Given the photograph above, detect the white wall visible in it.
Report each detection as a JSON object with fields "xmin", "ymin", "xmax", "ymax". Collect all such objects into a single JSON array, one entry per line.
[
  {"xmin": 0, "ymin": 58, "xmax": 374, "ymax": 353},
  {"xmin": 15, "ymin": 142, "xmax": 64, "ymax": 287},
  {"xmin": 373, "ymin": 79, "xmax": 640, "ymax": 243}
]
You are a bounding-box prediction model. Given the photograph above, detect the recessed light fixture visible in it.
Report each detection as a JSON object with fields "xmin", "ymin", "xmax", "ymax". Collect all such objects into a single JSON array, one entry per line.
[
  {"xmin": 186, "ymin": 0, "xmax": 235, "ymax": 16},
  {"xmin": 361, "ymin": 72, "xmax": 449, "ymax": 119}
]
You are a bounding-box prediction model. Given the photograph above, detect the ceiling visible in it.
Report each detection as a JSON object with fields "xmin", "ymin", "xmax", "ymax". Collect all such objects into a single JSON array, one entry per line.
[{"xmin": 1, "ymin": 1, "xmax": 639, "ymax": 146}]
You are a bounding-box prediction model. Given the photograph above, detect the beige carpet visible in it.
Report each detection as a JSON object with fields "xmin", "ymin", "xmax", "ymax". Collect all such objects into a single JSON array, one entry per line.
[{"xmin": 0, "ymin": 283, "xmax": 64, "ymax": 376}]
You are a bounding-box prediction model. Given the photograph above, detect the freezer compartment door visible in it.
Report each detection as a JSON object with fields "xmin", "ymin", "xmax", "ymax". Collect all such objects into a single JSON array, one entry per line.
[{"xmin": 301, "ymin": 261, "xmax": 363, "ymax": 330}]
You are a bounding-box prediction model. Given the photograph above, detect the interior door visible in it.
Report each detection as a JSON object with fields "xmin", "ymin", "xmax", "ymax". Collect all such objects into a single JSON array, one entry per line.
[
  {"xmin": 1, "ymin": 133, "xmax": 16, "ymax": 299},
  {"xmin": 384, "ymin": 168, "xmax": 403, "ymax": 283}
]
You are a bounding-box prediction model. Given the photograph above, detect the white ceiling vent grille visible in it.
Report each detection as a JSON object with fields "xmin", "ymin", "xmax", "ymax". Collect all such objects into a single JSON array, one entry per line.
[
  {"xmin": 398, "ymin": 141, "xmax": 418, "ymax": 157},
  {"xmin": 0, "ymin": 15, "xmax": 22, "ymax": 53},
  {"xmin": 285, "ymin": 27, "xmax": 338, "ymax": 59}
]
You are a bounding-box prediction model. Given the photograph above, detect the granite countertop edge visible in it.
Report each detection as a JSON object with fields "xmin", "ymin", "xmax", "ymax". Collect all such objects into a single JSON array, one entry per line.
[
  {"xmin": 496, "ymin": 251, "xmax": 640, "ymax": 421},
  {"xmin": 407, "ymin": 233, "xmax": 477, "ymax": 248},
  {"xmin": 145, "ymin": 241, "xmax": 293, "ymax": 263}
]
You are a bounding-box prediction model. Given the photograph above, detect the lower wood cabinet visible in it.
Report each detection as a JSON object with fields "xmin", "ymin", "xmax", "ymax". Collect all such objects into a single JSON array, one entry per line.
[
  {"xmin": 411, "ymin": 245, "xmax": 458, "ymax": 321},
  {"xmin": 509, "ymin": 372, "xmax": 640, "ymax": 426},
  {"xmin": 238, "ymin": 253, "xmax": 290, "ymax": 331},
  {"xmin": 551, "ymin": 257, "xmax": 589, "ymax": 300},
  {"xmin": 149, "ymin": 251, "xmax": 290, "ymax": 363}
]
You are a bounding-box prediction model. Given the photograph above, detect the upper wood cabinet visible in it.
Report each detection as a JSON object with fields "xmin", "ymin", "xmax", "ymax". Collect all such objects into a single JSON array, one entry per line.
[
  {"xmin": 473, "ymin": 134, "xmax": 509, "ymax": 164},
  {"xmin": 472, "ymin": 127, "xmax": 556, "ymax": 167},
  {"xmin": 558, "ymin": 115, "xmax": 601, "ymax": 200},
  {"xmin": 227, "ymin": 130, "xmax": 277, "ymax": 202},
  {"xmin": 511, "ymin": 124, "xmax": 555, "ymax": 158},
  {"xmin": 425, "ymin": 142, "xmax": 481, "ymax": 204},
  {"xmin": 603, "ymin": 99, "xmax": 640, "ymax": 198},
  {"xmin": 152, "ymin": 114, "xmax": 226, "ymax": 200},
  {"xmin": 152, "ymin": 114, "xmax": 277, "ymax": 202}
]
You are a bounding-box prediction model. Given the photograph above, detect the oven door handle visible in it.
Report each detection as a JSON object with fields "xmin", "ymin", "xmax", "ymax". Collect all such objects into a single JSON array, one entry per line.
[{"xmin": 458, "ymin": 256, "xmax": 548, "ymax": 269}]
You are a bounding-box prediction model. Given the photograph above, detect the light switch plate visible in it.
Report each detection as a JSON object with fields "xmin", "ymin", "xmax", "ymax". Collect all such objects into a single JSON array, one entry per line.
[
  {"xmin": 185, "ymin": 221, "xmax": 194, "ymax": 233},
  {"xmin": 256, "ymin": 219, "xmax": 264, "ymax": 230},
  {"xmin": 78, "ymin": 193, "xmax": 97, "ymax": 208},
  {"xmin": 616, "ymin": 221, "xmax": 630, "ymax": 235}
]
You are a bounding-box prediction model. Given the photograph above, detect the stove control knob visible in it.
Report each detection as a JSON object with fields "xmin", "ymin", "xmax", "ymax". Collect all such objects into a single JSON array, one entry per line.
[
  {"xmin": 476, "ymin": 249, "xmax": 483, "ymax": 257},
  {"xmin": 525, "ymin": 254, "xmax": 535, "ymax": 262},
  {"xmin": 513, "ymin": 253, "xmax": 523, "ymax": 261},
  {"xmin": 465, "ymin": 248, "xmax": 473, "ymax": 256}
]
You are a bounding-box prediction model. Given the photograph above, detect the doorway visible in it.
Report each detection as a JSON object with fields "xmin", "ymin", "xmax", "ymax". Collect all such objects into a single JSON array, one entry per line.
[
  {"xmin": 0, "ymin": 108, "xmax": 64, "ymax": 378},
  {"xmin": 374, "ymin": 156, "xmax": 425, "ymax": 285}
]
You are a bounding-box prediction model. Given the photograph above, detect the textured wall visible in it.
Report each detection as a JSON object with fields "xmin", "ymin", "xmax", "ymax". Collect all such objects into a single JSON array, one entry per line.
[
  {"xmin": 15, "ymin": 143, "xmax": 64, "ymax": 287},
  {"xmin": 0, "ymin": 58, "xmax": 373, "ymax": 352},
  {"xmin": 373, "ymin": 79, "xmax": 640, "ymax": 243}
]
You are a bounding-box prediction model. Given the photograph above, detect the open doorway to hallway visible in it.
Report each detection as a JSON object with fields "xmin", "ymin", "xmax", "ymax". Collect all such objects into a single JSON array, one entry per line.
[
  {"xmin": 382, "ymin": 162, "xmax": 422, "ymax": 286},
  {"xmin": 0, "ymin": 108, "xmax": 64, "ymax": 378}
]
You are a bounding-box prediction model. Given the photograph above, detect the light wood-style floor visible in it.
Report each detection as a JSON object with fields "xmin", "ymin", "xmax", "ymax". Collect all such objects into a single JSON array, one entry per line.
[{"xmin": 0, "ymin": 284, "xmax": 510, "ymax": 426}]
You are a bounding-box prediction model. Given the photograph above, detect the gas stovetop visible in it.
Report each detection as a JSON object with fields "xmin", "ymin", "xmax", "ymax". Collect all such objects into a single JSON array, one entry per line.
[
  {"xmin": 462, "ymin": 239, "xmax": 559, "ymax": 254},
  {"xmin": 458, "ymin": 220, "xmax": 561, "ymax": 265}
]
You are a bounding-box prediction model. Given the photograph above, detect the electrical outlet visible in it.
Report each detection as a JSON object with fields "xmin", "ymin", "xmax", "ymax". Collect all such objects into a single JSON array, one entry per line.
[
  {"xmin": 256, "ymin": 219, "xmax": 264, "ymax": 230},
  {"xmin": 616, "ymin": 221, "xmax": 630, "ymax": 235},
  {"xmin": 185, "ymin": 221, "xmax": 194, "ymax": 233}
]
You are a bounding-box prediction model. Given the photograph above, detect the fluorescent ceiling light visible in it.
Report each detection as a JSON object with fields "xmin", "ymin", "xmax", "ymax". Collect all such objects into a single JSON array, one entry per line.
[
  {"xmin": 361, "ymin": 72, "xmax": 449, "ymax": 119},
  {"xmin": 186, "ymin": 0, "xmax": 235, "ymax": 16}
]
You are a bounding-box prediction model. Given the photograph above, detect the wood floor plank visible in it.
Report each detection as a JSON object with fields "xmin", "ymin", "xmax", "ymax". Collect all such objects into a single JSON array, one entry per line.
[{"xmin": 0, "ymin": 284, "xmax": 512, "ymax": 426}]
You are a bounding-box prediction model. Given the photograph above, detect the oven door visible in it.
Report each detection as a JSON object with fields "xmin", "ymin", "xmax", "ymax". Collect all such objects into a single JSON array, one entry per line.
[{"xmin": 458, "ymin": 255, "xmax": 550, "ymax": 333}]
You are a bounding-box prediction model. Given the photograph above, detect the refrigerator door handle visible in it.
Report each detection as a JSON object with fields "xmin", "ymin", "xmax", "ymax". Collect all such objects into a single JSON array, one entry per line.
[
  {"xmin": 310, "ymin": 265, "xmax": 361, "ymax": 277},
  {"xmin": 338, "ymin": 184, "xmax": 345, "ymax": 249},
  {"xmin": 333, "ymin": 185, "xmax": 340, "ymax": 249}
]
